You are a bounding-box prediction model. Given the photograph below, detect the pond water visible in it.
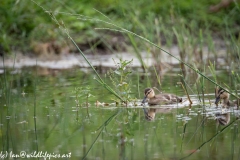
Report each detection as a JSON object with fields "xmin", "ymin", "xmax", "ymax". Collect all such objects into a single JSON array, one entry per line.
[{"xmin": 0, "ymin": 65, "xmax": 240, "ymax": 160}]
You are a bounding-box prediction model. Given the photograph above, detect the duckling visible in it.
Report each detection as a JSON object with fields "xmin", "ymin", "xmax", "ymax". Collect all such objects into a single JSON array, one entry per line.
[
  {"xmin": 142, "ymin": 88, "xmax": 182, "ymax": 121},
  {"xmin": 142, "ymin": 88, "xmax": 182, "ymax": 105},
  {"xmin": 215, "ymin": 87, "xmax": 239, "ymax": 108}
]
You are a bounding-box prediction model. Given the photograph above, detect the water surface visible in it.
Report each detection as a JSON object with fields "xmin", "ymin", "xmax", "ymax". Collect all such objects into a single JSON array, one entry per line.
[{"xmin": 0, "ymin": 67, "xmax": 239, "ymax": 160}]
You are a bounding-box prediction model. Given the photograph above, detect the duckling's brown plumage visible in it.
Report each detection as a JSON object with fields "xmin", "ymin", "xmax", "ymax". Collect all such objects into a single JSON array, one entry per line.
[
  {"xmin": 215, "ymin": 87, "xmax": 239, "ymax": 108},
  {"xmin": 142, "ymin": 88, "xmax": 182, "ymax": 121},
  {"xmin": 142, "ymin": 88, "xmax": 182, "ymax": 105}
]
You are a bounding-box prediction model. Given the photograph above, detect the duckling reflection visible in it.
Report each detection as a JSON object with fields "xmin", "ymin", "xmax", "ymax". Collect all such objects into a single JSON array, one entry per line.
[
  {"xmin": 143, "ymin": 108, "xmax": 156, "ymax": 121},
  {"xmin": 143, "ymin": 107, "xmax": 173, "ymax": 121},
  {"xmin": 215, "ymin": 112, "xmax": 230, "ymax": 126},
  {"xmin": 215, "ymin": 87, "xmax": 239, "ymax": 108},
  {"xmin": 142, "ymin": 88, "xmax": 182, "ymax": 105}
]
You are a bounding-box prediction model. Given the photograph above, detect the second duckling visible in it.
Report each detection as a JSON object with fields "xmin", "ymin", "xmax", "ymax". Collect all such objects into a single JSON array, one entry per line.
[
  {"xmin": 215, "ymin": 87, "xmax": 239, "ymax": 108},
  {"xmin": 142, "ymin": 88, "xmax": 182, "ymax": 105}
]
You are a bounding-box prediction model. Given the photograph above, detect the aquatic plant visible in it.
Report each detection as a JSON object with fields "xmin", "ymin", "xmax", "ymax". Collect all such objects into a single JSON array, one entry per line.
[
  {"xmin": 73, "ymin": 86, "xmax": 92, "ymax": 107},
  {"xmin": 107, "ymin": 59, "xmax": 134, "ymax": 105}
]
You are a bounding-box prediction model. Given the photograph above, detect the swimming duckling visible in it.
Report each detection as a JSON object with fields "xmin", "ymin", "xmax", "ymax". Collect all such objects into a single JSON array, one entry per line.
[
  {"xmin": 215, "ymin": 87, "xmax": 239, "ymax": 108},
  {"xmin": 142, "ymin": 88, "xmax": 182, "ymax": 105},
  {"xmin": 142, "ymin": 88, "xmax": 182, "ymax": 121}
]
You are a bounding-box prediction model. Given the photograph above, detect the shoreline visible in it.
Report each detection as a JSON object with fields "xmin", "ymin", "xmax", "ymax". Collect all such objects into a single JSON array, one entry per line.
[{"xmin": 0, "ymin": 44, "xmax": 228, "ymax": 70}]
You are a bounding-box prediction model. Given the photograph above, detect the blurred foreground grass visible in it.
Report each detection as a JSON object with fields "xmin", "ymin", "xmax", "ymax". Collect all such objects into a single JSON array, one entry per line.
[{"xmin": 0, "ymin": 0, "xmax": 239, "ymax": 54}]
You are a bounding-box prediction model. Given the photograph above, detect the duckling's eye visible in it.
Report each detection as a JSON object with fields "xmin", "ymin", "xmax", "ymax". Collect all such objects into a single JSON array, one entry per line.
[
  {"xmin": 216, "ymin": 90, "xmax": 224, "ymax": 99},
  {"xmin": 146, "ymin": 90, "xmax": 152, "ymax": 95},
  {"xmin": 219, "ymin": 91, "xmax": 225, "ymax": 95},
  {"xmin": 218, "ymin": 88, "xmax": 223, "ymax": 93},
  {"xmin": 217, "ymin": 88, "xmax": 224, "ymax": 95}
]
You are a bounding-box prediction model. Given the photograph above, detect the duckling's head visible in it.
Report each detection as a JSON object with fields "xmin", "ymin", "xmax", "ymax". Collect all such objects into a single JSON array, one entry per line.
[
  {"xmin": 142, "ymin": 88, "xmax": 155, "ymax": 104},
  {"xmin": 215, "ymin": 87, "xmax": 230, "ymax": 105}
]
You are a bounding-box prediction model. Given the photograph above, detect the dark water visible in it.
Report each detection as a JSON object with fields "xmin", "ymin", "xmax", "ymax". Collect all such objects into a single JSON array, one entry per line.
[{"xmin": 0, "ymin": 67, "xmax": 239, "ymax": 160}]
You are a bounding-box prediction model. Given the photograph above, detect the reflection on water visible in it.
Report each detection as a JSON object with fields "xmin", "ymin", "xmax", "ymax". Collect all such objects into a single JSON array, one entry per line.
[
  {"xmin": 216, "ymin": 112, "xmax": 230, "ymax": 126},
  {"xmin": 143, "ymin": 107, "xmax": 175, "ymax": 121},
  {"xmin": 0, "ymin": 67, "xmax": 240, "ymax": 160}
]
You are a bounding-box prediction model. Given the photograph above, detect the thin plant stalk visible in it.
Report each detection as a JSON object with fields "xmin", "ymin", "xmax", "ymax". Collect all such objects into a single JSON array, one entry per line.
[
  {"xmin": 198, "ymin": 29, "xmax": 203, "ymax": 63},
  {"xmin": 208, "ymin": 61, "xmax": 217, "ymax": 82},
  {"xmin": 34, "ymin": 60, "xmax": 38, "ymax": 152},
  {"xmin": 177, "ymin": 80, "xmax": 192, "ymax": 104},
  {"xmin": 180, "ymin": 122, "xmax": 188, "ymax": 152},
  {"xmin": 200, "ymin": 68, "xmax": 206, "ymax": 106},
  {"xmin": 137, "ymin": 73, "xmax": 140, "ymax": 99},
  {"xmin": 86, "ymin": 93, "xmax": 90, "ymax": 118},
  {"xmin": 82, "ymin": 109, "xmax": 121, "ymax": 160},
  {"xmin": 2, "ymin": 55, "xmax": 10, "ymax": 152},
  {"xmin": 153, "ymin": 65, "xmax": 161, "ymax": 87},
  {"xmin": 128, "ymin": 33, "xmax": 146, "ymax": 72},
  {"xmin": 196, "ymin": 83, "xmax": 202, "ymax": 105}
]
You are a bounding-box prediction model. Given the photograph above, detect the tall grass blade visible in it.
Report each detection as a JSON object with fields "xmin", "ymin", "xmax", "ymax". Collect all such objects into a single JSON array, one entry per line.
[
  {"xmin": 128, "ymin": 33, "xmax": 146, "ymax": 72},
  {"xmin": 83, "ymin": 109, "xmax": 121, "ymax": 160},
  {"xmin": 34, "ymin": 60, "xmax": 38, "ymax": 152},
  {"xmin": 153, "ymin": 65, "xmax": 161, "ymax": 87}
]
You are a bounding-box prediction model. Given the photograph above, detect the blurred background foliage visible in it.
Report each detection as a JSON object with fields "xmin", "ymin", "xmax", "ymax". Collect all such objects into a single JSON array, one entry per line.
[{"xmin": 0, "ymin": 0, "xmax": 239, "ymax": 54}]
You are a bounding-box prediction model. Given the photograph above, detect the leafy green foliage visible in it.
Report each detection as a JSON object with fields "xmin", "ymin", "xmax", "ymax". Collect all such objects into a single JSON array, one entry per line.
[
  {"xmin": 73, "ymin": 86, "xmax": 93, "ymax": 107},
  {"xmin": 107, "ymin": 59, "xmax": 133, "ymax": 104}
]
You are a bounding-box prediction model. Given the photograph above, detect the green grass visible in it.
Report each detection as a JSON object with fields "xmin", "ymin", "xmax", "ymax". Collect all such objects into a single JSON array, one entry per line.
[{"xmin": 1, "ymin": 0, "xmax": 239, "ymax": 54}]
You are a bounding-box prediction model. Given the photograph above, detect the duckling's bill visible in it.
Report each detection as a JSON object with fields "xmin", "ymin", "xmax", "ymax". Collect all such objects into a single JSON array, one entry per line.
[
  {"xmin": 215, "ymin": 96, "xmax": 220, "ymax": 104},
  {"xmin": 142, "ymin": 96, "xmax": 148, "ymax": 104}
]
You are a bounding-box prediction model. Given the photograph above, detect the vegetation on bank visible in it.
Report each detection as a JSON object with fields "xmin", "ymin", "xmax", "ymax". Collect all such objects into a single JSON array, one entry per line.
[{"xmin": 0, "ymin": 0, "xmax": 239, "ymax": 55}]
